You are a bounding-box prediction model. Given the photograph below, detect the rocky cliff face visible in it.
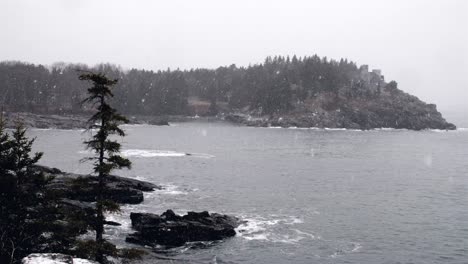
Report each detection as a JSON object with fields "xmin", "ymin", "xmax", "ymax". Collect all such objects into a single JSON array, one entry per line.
[{"xmin": 226, "ymin": 85, "xmax": 456, "ymax": 130}]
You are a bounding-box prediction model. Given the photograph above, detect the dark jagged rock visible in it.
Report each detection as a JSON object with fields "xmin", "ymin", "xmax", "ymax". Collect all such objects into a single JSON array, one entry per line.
[
  {"xmin": 59, "ymin": 198, "xmax": 95, "ymax": 213},
  {"xmin": 126, "ymin": 210, "xmax": 240, "ymax": 247},
  {"xmin": 35, "ymin": 165, "xmax": 160, "ymax": 204}
]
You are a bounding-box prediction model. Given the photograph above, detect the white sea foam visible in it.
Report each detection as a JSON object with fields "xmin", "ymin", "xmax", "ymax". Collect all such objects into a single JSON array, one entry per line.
[
  {"xmin": 375, "ymin": 127, "xmax": 398, "ymax": 131},
  {"xmin": 122, "ymin": 149, "xmax": 186, "ymax": 157},
  {"xmin": 265, "ymin": 126, "xmax": 373, "ymax": 131},
  {"xmin": 324, "ymin": 127, "xmax": 347, "ymax": 131},
  {"xmin": 74, "ymin": 259, "xmax": 97, "ymax": 264},
  {"xmin": 123, "ymin": 149, "xmax": 215, "ymax": 158},
  {"xmin": 271, "ymin": 126, "xmax": 439, "ymax": 132},
  {"xmin": 31, "ymin": 128, "xmax": 53, "ymax": 131},
  {"xmin": 286, "ymin": 218, "xmax": 304, "ymax": 224},
  {"xmin": 350, "ymin": 243, "xmax": 362, "ymax": 252},
  {"xmin": 31, "ymin": 128, "xmax": 83, "ymax": 132},
  {"xmin": 144, "ymin": 183, "xmax": 197, "ymax": 196},
  {"xmin": 157, "ymin": 184, "xmax": 189, "ymax": 195},
  {"xmin": 120, "ymin": 124, "xmax": 148, "ymax": 127},
  {"xmin": 78, "ymin": 149, "xmax": 214, "ymax": 158},
  {"xmin": 293, "ymin": 229, "xmax": 317, "ymax": 239},
  {"xmin": 429, "ymin": 129, "xmax": 461, "ymax": 132},
  {"xmin": 236, "ymin": 215, "xmax": 315, "ymax": 244}
]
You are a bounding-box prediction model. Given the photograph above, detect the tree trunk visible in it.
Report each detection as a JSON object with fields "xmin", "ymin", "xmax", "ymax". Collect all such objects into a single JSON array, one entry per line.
[{"xmin": 95, "ymin": 95, "xmax": 106, "ymax": 264}]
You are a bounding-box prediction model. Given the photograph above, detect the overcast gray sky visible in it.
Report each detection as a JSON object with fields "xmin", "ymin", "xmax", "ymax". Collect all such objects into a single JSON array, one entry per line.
[{"xmin": 1, "ymin": 0, "xmax": 467, "ymax": 116}]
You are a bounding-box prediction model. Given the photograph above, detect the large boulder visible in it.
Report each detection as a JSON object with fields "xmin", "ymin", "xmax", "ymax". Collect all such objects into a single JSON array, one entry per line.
[{"xmin": 126, "ymin": 210, "xmax": 240, "ymax": 247}]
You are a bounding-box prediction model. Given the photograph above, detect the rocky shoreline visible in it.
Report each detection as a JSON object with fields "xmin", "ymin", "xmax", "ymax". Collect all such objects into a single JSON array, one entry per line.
[
  {"xmin": 226, "ymin": 87, "xmax": 457, "ymax": 130},
  {"xmin": 224, "ymin": 95, "xmax": 456, "ymax": 130},
  {"xmin": 225, "ymin": 111, "xmax": 456, "ymax": 131},
  {"xmin": 5, "ymin": 106, "xmax": 456, "ymax": 130},
  {"xmin": 3, "ymin": 112, "xmax": 173, "ymax": 130},
  {"xmin": 38, "ymin": 165, "xmax": 161, "ymax": 204},
  {"xmin": 37, "ymin": 165, "xmax": 240, "ymax": 249}
]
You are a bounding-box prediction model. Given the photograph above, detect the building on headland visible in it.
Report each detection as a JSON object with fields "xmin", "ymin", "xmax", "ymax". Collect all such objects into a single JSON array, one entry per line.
[
  {"xmin": 359, "ymin": 65, "xmax": 385, "ymax": 91},
  {"xmin": 359, "ymin": 65, "xmax": 370, "ymax": 84}
]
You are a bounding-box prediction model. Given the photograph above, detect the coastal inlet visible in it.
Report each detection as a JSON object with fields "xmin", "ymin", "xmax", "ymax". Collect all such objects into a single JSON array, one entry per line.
[{"xmin": 30, "ymin": 122, "xmax": 468, "ymax": 264}]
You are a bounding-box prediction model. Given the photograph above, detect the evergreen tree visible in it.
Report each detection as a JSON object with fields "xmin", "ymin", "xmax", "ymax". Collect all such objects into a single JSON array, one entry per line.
[
  {"xmin": 79, "ymin": 71, "xmax": 131, "ymax": 263},
  {"xmin": 0, "ymin": 117, "xmax": 14, "ymax": 263},
  {"xmin": 0, "ymin": 121, "xmax": 53, "ymax": 264}
]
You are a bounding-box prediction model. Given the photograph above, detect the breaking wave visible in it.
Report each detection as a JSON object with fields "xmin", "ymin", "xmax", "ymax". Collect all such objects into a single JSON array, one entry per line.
[
  {"xmin": 122, "ymin": 149, "xmax": 187, "ymax": 157},
  {"xmin": 156, "ymin": 184, "xmax": 191, "ymax": 195},
  {"xmin": 78, "ymin": 149, "xmax": 214, "ymax": 158},
  {"xmin": 235, "ymin": 215, "xmax": 318, "ymax": 244},
  {"xmin": 122, "ymin": 149, "xmax": 215, "ymax": 158}
]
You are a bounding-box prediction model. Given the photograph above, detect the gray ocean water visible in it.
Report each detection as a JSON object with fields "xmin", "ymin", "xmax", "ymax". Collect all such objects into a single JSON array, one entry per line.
[{"xmin": 29, "ymin": 121, "xmax": 468, "ymax": 264}]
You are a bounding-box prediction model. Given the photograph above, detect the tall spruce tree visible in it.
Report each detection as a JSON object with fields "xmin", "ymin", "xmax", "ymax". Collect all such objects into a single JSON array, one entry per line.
[{"xmin": 79, "ymin": 71, "xmax": 131, "ymax": 263}]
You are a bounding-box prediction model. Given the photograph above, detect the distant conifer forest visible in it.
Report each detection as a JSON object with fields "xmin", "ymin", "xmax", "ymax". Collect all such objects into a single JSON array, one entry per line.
[{"xmin": 0, "ymin": 55, "xmax": 390, "ymax": 116}]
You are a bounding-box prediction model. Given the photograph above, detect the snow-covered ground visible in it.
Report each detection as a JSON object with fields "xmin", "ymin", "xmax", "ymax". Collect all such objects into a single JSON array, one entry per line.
[{"xmin": 22, "ymin": 253, "xmax": 97, "ymax": 264}]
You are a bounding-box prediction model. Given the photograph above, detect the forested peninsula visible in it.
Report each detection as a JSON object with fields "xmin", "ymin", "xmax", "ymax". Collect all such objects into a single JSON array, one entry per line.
[{"xmin": 0, "ymin": 55, "xmax": 455, "ymax": 130}]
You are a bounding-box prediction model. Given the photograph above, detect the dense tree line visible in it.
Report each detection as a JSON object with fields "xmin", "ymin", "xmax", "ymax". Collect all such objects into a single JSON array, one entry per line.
[{"xmin": 0, "ymin": 55, "xmax": 382, "ymax": 116}]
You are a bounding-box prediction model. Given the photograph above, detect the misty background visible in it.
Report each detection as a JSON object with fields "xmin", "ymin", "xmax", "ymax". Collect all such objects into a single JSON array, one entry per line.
[{"xmin": 0, "ymin": 0, "xmax": 466, "ymax": 123}]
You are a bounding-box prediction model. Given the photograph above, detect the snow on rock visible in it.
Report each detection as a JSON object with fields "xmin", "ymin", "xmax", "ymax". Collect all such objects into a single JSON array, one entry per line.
[
  {"xmin": 22, "ymin": 253, "xmax": 97, "ymax": 264},
  {"xmin": 73, "ymin": 258, "xmax": 98, "ymax": 264}
]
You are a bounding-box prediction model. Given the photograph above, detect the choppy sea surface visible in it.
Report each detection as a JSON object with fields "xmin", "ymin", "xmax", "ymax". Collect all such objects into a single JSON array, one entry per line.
[{"xmin": 29, "ymin": 121, "xmax": 468, "ymax": 264}]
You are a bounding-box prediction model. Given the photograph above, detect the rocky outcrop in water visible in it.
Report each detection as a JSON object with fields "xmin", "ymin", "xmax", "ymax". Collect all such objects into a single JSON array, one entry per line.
[
  {"xmin": 126, "ymin": 210, "xmax": 240, "ymax": 247},
  {"xmin": 37, "ymin": 165, "xmax": 160, "ymax": 204}
]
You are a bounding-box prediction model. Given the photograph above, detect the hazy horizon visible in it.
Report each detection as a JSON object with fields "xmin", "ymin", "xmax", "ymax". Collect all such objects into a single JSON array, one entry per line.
[{"xmin": 1, "ymin": 0, "xmax": 467, "ymax": 115}]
